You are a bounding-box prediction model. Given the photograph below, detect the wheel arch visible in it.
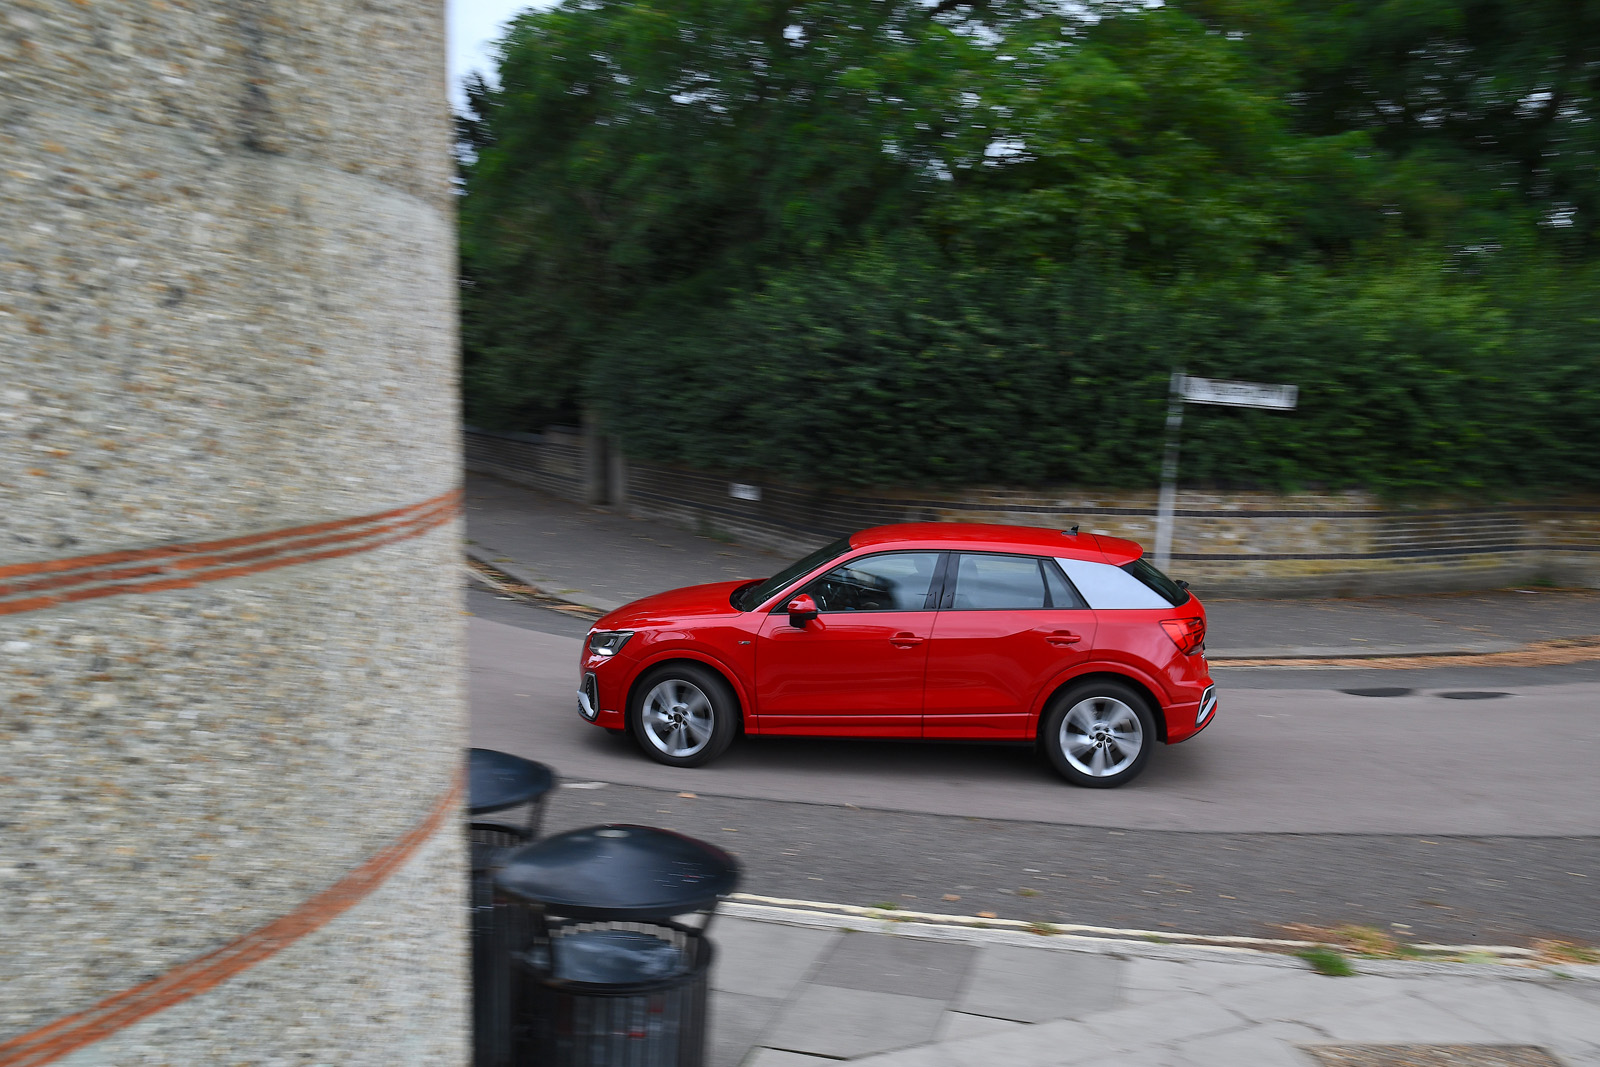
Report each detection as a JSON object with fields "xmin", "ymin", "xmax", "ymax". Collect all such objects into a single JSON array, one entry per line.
[
  {"xmin": 628, "ymin": 654, "xmax": 750, "ymax": 734},
  {"xmin": 1036, "ymin": 669, "xmax": 1168, "ymax": 745}
]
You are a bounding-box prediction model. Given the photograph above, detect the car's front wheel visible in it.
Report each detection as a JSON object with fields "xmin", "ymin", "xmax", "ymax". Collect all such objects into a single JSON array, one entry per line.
[
  {"xmin": 628, "ymin": 663, "xmax": 738, "ymax": 768},
  {"xmin": 1042, "ymin": 680, "xmax": 1155, "ymax": 788}
]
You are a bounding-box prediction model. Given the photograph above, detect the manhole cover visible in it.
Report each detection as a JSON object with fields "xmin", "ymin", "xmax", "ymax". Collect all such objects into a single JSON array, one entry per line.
[
  {"xmin": 1303, "ymin": 1046, "xmax": 1562, "ymax": 1067},
  {"xmin": 1341, "ymin": 687, "xmax": 1414, "ymax": 698},
  {"xmin": 1437, "ymin": 691, "xmax": 1510, "ymax": 700}
]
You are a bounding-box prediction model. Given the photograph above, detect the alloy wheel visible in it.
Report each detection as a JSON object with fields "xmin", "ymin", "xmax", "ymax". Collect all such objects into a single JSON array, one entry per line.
[
  {"xmin": 640, "ymin": 679, "xmax": 715, "ymax": 758},
  {"xmin": 1059, "ymin": 695, "xmax": 1144, "ymax": 778}
]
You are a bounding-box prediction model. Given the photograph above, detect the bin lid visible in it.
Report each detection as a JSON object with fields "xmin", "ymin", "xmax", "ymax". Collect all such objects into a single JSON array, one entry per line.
[
  {"xmin": 468, "ymin": 748, "xmax": 555, "ymax": 815},
  {"xmin": 495, "ymin": 824, "xmax": 741, "ymax": 920}
]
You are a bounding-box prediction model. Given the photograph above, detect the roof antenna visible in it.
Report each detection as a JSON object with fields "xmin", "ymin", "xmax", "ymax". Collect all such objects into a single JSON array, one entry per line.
[{"xmin": 1068, "ymin": 525, "xmax": 1080, "ymax": 536}]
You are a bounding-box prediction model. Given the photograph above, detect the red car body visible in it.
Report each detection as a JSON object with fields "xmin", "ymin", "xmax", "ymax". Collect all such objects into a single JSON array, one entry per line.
[{"xmin": 578, "ymin": 523, "xmax": 1216, "ymax": 783}]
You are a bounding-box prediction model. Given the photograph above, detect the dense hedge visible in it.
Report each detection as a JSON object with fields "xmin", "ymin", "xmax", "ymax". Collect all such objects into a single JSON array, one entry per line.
[{"xmin": 591, "ymin": 250, "xmax": 1600, "ymax": 495}]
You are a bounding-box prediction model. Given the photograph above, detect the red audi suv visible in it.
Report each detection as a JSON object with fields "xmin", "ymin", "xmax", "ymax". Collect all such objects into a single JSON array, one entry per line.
[{"xmin": 577, "ymin": 523, "xmax": 1216, "ymax": 787}]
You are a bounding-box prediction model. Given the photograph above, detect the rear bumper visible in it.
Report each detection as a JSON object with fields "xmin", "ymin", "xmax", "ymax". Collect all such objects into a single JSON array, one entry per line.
[{"xmin": 1165, "ymin": 683, "xmax": 1217, "ymax": 744}]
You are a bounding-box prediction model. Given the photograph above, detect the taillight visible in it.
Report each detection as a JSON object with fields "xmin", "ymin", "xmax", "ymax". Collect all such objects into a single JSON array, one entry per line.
[{"xmin": 1160, "ymin": 616, "xmax": 1206, "ymax": 655}]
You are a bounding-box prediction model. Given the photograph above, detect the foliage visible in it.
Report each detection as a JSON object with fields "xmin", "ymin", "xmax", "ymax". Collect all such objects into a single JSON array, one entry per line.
[
  {"xmin": 459, "ymin": 0, "xmax": 1600, "ymax": 495},
  {"xmin": 1297, "ymin": 946, "xmax": 1356, "ymax": 976}
]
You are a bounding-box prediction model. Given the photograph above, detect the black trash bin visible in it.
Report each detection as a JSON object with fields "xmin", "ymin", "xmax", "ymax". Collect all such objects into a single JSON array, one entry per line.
[
  {"xmin": 495, "ymin": 824, "xmax": 741, "ymax": 1067},
  {"xmin": 469, "ymin": 747, "xmax": 555, "ymax": 845},
  {"xmin": 468, "ymin": 748, "xmax": 555, "ymax": 1067}
]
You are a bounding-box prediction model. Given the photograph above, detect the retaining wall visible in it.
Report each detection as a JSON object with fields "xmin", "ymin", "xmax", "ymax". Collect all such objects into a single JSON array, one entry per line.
[{"xmin": 466, "ymin": 431, "xmax": 1600, "ymax": 598}]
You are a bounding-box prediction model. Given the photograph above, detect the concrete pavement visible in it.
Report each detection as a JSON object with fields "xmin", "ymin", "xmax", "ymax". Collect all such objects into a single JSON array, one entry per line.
[
  {"xmin": 698, "ymin": 911, "xmax": 1600, "ymax": 1067},
  {"xmin": 464, "ymin": 473, "xmax": 1600, "ymax": 659}
]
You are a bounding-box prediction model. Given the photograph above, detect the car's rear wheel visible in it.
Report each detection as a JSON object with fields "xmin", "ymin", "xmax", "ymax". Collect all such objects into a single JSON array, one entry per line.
[
  {"xmin": 1042, "ymin": 680, "xmax": 1154, "ymax": 788},
  {"xmin": 629, "ymin": 663, "xmax": 737, "ymax": 768}
]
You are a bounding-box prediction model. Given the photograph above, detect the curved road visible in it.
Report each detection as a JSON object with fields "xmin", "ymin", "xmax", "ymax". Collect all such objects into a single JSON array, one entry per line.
[{"xmin": 468, "ymin": 595, "xmax": 1600, "ymax": 944}]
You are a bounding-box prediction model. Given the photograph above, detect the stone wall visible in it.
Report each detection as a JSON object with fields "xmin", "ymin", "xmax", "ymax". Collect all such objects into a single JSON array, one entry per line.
[
  {"xmin": 467, "ymin": 430, "xmax": 1600, "ymax": 597},
  {"xmin": 1, "ymin": 3, "xmax": 469, "ymax": 1063}
]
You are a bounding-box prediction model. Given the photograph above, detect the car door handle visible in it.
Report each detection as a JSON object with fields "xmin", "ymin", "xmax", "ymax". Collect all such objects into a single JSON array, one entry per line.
[
  {"xmin": 1045, "ymin": 630, "xmax": 1082, "ymax": 646},
  {"xmin": 890, "ymin": 632, "xmax": 925, "ymax": 648}
]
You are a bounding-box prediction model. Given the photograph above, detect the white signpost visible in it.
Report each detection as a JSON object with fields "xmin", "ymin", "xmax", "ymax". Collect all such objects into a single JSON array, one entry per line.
[{"xmin": 1154, "ymin": 373, "xmax": 1299, "ymax": 572}]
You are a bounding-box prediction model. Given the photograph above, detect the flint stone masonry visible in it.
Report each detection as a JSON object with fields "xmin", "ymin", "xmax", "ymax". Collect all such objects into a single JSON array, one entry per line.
[
  {"xmin": 2, "ymin": 1, "xmax": 468, "ymax": 1062},
  {"xmin": 465, "ymin": 429, "xmax": 1600, "ymax": 597}
]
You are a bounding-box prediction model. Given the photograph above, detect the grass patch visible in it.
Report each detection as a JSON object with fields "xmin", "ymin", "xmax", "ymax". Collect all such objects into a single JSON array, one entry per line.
[
  {"xmin": 1026, "ymin": 922, "xmax": 1058, "ymax": 936},
  {"xmin": 1534, "ymin": 939, "xmax": 1600, "ymax": 964},
  {"xmin": 1298, "ymin": 947, "xmax": 1355, "ymax": 977}
]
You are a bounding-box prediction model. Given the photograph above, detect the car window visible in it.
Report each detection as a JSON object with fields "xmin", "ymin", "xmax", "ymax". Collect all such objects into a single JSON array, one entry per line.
[
  {"xmin": 735, "ymin": 535, "xmax": 853, "ymax": 610},
  {"xmin": 949, "ymin": 553, "xmax": 1085, "ymax": 610},
  {"xmin": 1054, "ymin": 557, "xmax": 1173, "ymax": 609},
  {"xmin": 1121, "ymin": 557, "xmax": 1190, "ymax": 606},
  {"xmin": 1044, "ymin": 561, "xmax": 1088, "ymax": 609},
  {"xmin": 801, "ymin": 552, "xmax": 942, "ymax": 613}
]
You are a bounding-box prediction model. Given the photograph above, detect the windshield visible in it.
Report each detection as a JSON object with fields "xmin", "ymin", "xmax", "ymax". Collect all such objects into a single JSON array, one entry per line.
[{"xmin": 731, "ymin": 536, "xmax": 854, "ymax": 611}]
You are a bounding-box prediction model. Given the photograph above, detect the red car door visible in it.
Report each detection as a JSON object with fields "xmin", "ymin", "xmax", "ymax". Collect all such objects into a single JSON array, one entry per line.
[
  {"xmin": 755, "ymin": 551, "xmax": 944, "ymax": 737},
  {"xmin": 923, "ymin": 553, "xmax": 1097, "ymax": 739}
]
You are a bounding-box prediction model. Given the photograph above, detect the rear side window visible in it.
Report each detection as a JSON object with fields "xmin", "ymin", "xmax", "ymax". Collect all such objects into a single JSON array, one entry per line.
[
  {"xmin": 1121, "ymin": 557, "xmax": 1189, "ymax": 607},
  {"xmin": 1054, "ymin": 557, "xmax": 1173, "ymax": 610},
  {"xmin": 948, "ymin": 554, "xmax": 1088, "ymax": 610}
]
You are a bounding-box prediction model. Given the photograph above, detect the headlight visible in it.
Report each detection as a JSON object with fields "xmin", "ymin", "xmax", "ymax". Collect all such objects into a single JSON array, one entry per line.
[{"xmin": 587, "ymin": 630, "xmax": 634, "ymax": 657}]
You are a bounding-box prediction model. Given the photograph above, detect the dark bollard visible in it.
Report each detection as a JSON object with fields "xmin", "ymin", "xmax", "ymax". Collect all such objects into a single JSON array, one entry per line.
[
  {"xmin": 467, "ymin": 748, "xmax": 555, "ymax": 1067},
  {"xmin": 495, "ymin": 824, "xmax": 741, "ymax": 1067}
]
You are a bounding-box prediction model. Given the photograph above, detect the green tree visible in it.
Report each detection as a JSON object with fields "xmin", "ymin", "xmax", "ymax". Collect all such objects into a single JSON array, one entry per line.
[{"xmin": 459, "ymin": 0, "xmax": 1600, "ymax": 496}]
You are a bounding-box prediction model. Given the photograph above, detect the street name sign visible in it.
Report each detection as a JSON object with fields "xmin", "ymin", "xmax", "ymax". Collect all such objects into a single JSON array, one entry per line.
[{"xmin": 1176, "ymin": 375, "xmax": 1299, "ymax": 410}]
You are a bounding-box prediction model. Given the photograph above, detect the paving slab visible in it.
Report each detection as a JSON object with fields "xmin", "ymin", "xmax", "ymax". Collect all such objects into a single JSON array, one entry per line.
[
  {"xmin": 745, "ymin": 1050, "xmax": 839, "ymax": 1067},
  {"xmin": 710, "ymin": 917, "xmax": 840, "ymax": 1000},
  {"xmin": 953, "ymin": 943, "xmax": 1122, "ymax": 1023},
  {"xmin": 760, "ymin": 985, "xmax": 947, "ymax": 1059},
  {"xmin": 934, "ymin": 1011, "xmax": 1027, "ymax": 1042},
  {"xmin": 1119, "ymin": 955, "xmax": 1300, "ymax": 997},
  {"xmin": 853, "ymin": 1017, "xmax": 1120, "ymax": 1067},
  {"xmin": 808, "ymin": 932, "xmax": 976, "ymax": 1001},
  {"xmin": 1306, "ymin": 992, "xmax": 1514, "ymax": 1046},
  {"xmin": 1299, "ymin": 1046, "xmax": 1566, "ymax": 1067},
  {"xmin": 1220, "ymin": 972, "xmax": 1402, "ymax": 1024},
  {"xmin": 1410, "ymin": 981, "xmax": 1564, "ymax": 1045},
  {"xmin": 1074, "ymin": 991, "xmax": 1246, "ymax": 1049},
  {"xmin": 1170, "ymin": 1022, "xmax": 1327, "ymax": 1067},
  {"xmin": 710, "ymin": 990, "xmax": 785, "ymax": 1067}
]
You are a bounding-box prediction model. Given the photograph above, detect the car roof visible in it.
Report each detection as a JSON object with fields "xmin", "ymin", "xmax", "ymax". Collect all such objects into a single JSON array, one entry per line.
[{"xmin": 848, "ymin": 523, "xmax": 1143, "ymax": 566}]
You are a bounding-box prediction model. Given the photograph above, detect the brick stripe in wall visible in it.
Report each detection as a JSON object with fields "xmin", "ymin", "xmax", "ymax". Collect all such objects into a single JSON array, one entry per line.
[
  {"xmin": 0, "ymin": 774, "xmax": 465, "ymax": 1067},
  {"xmin": 0, "ymin": 488, "xmax": 462, "ymax": 617}
]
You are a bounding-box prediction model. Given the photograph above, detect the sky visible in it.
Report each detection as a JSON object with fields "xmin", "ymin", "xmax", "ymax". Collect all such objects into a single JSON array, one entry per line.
[{"xmin": 447, "ymin": 0, "xmax": 552, "ymax": 111}]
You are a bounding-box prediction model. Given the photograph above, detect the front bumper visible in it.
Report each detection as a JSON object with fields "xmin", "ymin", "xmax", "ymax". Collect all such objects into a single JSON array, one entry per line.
[
  {"xmin": 577, "ymin": 658, "xmax": 628, "ymax": 729},
  {"xmin": 577, "ymin": 672, "xmax": 600, "ymax": 721}
]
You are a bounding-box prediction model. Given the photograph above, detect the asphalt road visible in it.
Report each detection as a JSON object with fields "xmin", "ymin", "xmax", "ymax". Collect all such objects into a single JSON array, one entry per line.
[{"xmin": 466, "ymin": 587, "xmax": 1600, "ymax": 945}]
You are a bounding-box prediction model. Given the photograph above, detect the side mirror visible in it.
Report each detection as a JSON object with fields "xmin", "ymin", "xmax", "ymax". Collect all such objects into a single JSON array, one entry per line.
[{"xmin": 786, "ymin": 594, "xmax": 820, "ymax": 628}]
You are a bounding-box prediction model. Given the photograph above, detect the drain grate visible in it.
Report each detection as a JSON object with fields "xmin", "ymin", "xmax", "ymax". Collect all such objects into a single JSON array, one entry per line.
[
  {"xmin": 1437, "ymin": 691, "xmax": 1510, "ymax": 700},
  {"xmin": 1303, "ymin": 1046, "xmax": 1562, "ymax": 1067},
  {"xmin": 1341, "ymin": 687, "xmax": 1415, "ymax": 698}
]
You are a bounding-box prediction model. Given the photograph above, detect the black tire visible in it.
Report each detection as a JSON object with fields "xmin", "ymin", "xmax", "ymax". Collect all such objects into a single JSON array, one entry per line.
[
  {"xmin": 628, "ymin": 662, "xmax": 738, "ymax": 768},
  {"xmin": 1041, "ymin": 679, "xmax": 1156, "ymax": 788}
]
